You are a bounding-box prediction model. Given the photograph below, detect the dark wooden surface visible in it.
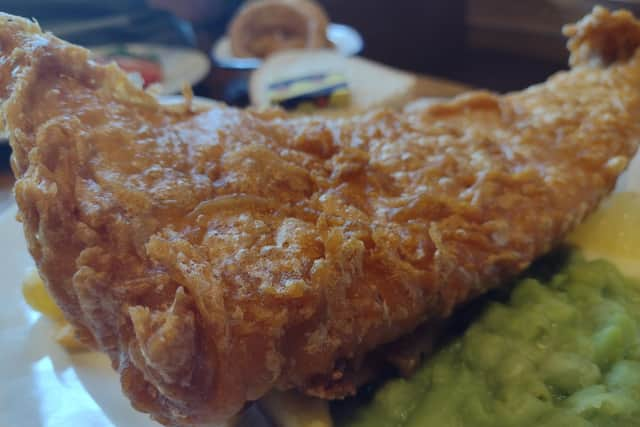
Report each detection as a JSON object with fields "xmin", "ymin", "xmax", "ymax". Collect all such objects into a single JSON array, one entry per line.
[
  {"xmin": 0, "ymin": 169, "xmax": 12, "ymax": 214},
  {"xmin": 0, "ymin": 144, "xmax": 11, "ymax": 213}
]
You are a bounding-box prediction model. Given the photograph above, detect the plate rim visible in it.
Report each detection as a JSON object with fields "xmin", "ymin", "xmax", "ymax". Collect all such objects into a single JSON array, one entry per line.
[
  {"xmin": 89, "ymin": 43, "xmax": 211, "ymax": 95},
  {"xmin": 211, "ymin": 22, "xmax": 364, "ymax": 70}
]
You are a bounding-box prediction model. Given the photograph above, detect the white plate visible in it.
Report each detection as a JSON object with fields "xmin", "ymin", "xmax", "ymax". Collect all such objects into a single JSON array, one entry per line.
[
  {"xmin": 212, "ymin": 23, "xmax": 364, "ymax": 70},
  {"xmin": 90, "ymin": 44, "xmax": 211, "ymax": 95}
]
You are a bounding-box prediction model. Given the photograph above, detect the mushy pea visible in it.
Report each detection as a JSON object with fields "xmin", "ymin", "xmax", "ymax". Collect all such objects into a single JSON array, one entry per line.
[{"xmin": 338, "ymin": 256, "xmax": 640, "ymax": 427}]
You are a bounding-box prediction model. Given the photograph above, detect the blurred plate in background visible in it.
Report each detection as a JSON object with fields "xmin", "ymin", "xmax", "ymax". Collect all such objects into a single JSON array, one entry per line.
[
  {"xmin": 212, "ymin": 23, "xmax": 364, "ymax": 70},
  {"xmin": 157, "ymin": 95, "xmax": 218, "ymax": 110},
  {"xmin": 91, "ymin": 44, "xmax": 210, "ymax": 95}
]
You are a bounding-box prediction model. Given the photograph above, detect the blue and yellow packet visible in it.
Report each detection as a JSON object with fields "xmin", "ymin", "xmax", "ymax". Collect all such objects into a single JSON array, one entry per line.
[{"xmin": 268, "ymin": 72, "xmax": 351, "ymax": 112}]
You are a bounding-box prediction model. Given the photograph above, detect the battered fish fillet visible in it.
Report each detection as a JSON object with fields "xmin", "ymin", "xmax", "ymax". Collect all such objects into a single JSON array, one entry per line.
[{"xmin": 2, "ymin": 6, "xmax": 640, "ymax": 426}]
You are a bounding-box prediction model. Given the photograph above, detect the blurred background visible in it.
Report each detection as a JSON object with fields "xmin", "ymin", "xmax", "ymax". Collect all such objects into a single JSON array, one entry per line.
[{"xmin": 2, "ymin": 0, "xmax": 638, "ymax": 103}]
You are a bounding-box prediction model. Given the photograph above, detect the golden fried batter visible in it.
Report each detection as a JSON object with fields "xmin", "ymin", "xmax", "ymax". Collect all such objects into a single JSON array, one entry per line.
[{"xmin": 1, "ymin": 7, "xmax": 640, "ymax": 426}]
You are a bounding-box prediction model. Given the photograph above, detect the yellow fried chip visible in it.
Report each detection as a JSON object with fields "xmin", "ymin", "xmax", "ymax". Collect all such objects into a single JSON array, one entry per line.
[
  {"xmin": 260, "ymin": 391, "xmax": 333, "ymax": 427},
  {"xmin": 21, "ymin": 268, "xmax": 65, "ymax": 321},
  {"xmin": 55, "ymin": 323, "xmax": 89, "ymax": 352}
]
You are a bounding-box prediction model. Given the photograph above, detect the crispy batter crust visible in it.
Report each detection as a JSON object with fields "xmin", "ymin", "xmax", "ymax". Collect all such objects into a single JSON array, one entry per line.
[{"xmin": 2, "ymin": 7, "xmax": 640, "ymax": 426}]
